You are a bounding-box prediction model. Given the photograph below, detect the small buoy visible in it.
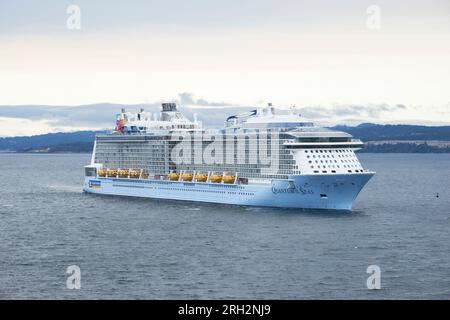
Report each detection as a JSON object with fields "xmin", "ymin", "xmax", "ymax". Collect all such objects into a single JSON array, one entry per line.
[{"xmin": 436, "ymin": 193, "xmax": 439, "ymax": 198}]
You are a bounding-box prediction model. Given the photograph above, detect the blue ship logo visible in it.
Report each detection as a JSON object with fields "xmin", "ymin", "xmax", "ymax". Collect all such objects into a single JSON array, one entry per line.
[{"xmin": 89, "ymin": 180, "xmax": 102, "ymax": 188}]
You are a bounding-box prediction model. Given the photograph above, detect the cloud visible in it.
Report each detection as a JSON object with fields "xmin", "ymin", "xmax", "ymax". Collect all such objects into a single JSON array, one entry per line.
[
  {"xmin": 0, "ymin": 96, "xmax": 448, "ymax": 136},
  {"xmin": 177, "ymin": 92, "xmax": 236, "ymax": 107},
  {"xmin": 0, "ymin": 98, "xmax": 250, "ymax": 136},
  {"xmin": 0, "ymin": 116, "xmax": 95, "ymax": 137},
  {"xmin": 299, "ymin": 103, "xmax": 411, "ymax": 123}
]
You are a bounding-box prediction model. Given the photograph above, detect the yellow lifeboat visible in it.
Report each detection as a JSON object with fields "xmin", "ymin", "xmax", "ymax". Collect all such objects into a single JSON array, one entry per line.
[
  {"xmin": 223, "ymin": 175, "xmax": 235, "ymax": 184},
  {"xmin": 118, "ymin": 169, "xmax": 129, "ymax": 178},
  {"xmin": 210, "ymin": 174, "xmax": 223, "ymax": 183},
  {"xmin": 182, "ymin": 173, "xmax": 193, "ymax": 181},
  {"xmin": 195, "ymin": 173, "xmax": 207, "ymax": 182},
  {"xmin": 97, "ymin": 169, "xmax": 107, "ymax": 177},
  {"xmin": 107, "ymin": 169, "xmax": 118, "ymax": 177},
  {"xmin": 129, "ymin": 170, "xmax": 141, "ymax": 179},
  {"xmin": 168, "ymin": 172, "xmax": 179, "ymax": 181}
]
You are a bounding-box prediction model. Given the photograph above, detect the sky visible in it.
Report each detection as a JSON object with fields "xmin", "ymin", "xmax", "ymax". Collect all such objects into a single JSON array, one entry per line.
[{"xmin": 0, "ymin": 0, "xmax": 449, "ymax": 136}]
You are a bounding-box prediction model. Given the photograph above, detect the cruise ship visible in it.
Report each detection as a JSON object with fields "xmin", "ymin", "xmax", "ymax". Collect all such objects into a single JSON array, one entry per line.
[{"xmin": 83, "ymin": 103, "xmax": 374, "ymax": 210}]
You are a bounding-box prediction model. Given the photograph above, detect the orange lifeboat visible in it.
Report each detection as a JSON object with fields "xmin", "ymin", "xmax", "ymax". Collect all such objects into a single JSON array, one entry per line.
[
  {"xmin": 195, "ymin": 173, "xmax": 207, "ymax": 182},
  {"xmin": 97, "ymin": 168, "xmax": 107, "ymax": 177},
  {"xmin": 182, "ymin": 173, "xmax": 193, "ymax": 181},
  {"xmin": 210, "ymin": 174, "xmax": 223, "ymax": 183},
  {"xmin": 223, "ymin": 175, "xmax": 235, "ymax": 184},
  {"xmin": 129, "ymin": 170, "xmax": 141, "ymax": 179},
  {"xmin": 168, "ymin": 172, "xmax": 179, "ymax": 181},
  {"xmin": 118, "ymin": 169, "xmax": 129, "ymax": 178},
  {"xmin": 107, "ymin": 169, "xmax": 118, "ymax": 177}
]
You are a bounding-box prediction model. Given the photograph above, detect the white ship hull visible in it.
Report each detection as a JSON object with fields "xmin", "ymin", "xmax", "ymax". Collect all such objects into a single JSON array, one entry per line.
[{"xmin": 84, "ymin": 172, "xmax": 374, "ymax": 211}]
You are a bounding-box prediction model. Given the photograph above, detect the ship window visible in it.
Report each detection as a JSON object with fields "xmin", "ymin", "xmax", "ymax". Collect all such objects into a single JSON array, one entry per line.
[{"xmin": 85, "ymin": 167, "xmax": 96, "ymax": 177}]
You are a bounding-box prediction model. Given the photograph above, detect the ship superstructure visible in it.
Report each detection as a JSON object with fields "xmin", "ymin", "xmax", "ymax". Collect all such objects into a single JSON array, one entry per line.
[{"xmin": 84, "ymin": 103, "xmax": 374, "ymax": 210}]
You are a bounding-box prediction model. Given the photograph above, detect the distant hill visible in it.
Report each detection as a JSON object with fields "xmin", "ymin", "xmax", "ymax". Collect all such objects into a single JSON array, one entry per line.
[
  {"xmin": 0, "ymin": 131, "xmax": 103, "ymax": 152},
  {"xmin": 333, "ymin": 123, "xmax": 450, "ymax": 141},
  {"xmin": 1, "ymin": 124, "xmax": 450, "ymax": 153},
  {"xmin": 358, "ymin": 142, "xmax": 450, "ymax": 153},
  {"xmin": 19, "ymin": 142, "xmax": 95, "ymax": 153}
]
